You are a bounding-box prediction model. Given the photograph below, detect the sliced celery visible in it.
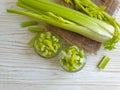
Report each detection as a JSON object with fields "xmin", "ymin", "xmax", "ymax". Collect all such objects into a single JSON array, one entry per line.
[
  {"xmin": 28, "ymin": 27, "xmax": 44, "ymax": 32},
  {"xmin": 21, "ymin": 21, "xmax": 38, "ymax": 27},
  {"xmin": 97, "ymin": 55, "xmax": 110, "ymax": 69},
  {"xmin": 60, "ymin": 46, "xmax": 86, "ymax": 72},
  {"xmin": 34, "ymin": 32, "xmax": 61, "ymax": 58}
]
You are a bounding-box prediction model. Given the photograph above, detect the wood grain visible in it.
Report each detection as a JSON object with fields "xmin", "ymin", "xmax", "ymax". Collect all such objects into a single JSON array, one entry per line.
[{"xmin": 0, "ymin": 0, "xmax": 120, "ymax": 90}]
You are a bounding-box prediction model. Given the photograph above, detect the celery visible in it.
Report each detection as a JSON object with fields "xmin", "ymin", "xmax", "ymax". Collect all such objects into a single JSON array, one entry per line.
[
  {"xmin": 18, "ymin": 0, "xmax": 114, "ymax": 35},
  {"xmin": 7, "ymin": 0, "xmax": 120, "ymax": 50},
  {"xmin": 7, "ymin": 9, "xmax": 111, "ymax": 42},
  {"xmin": 34, "ymin": 31, "xmax": 61, "ymax": 58},
  {"xmin": 21, "ymin": 21, "xmax": 38, "ymax": 27},
  {"xmin": 59, "ymin": 46, "xmax": 86, "ymax": 72},
  {"xmin": 97, "ymin": 55, "xmax": 110, "ymax": 69},
  {"xmin": 64, "ymin": 0, "xmax": 120, "ymax": 50},
  {"xmin": 16, "ymin": 2, "xmax": 44, "ymax": 15},
  {"xmin": 28, "ymin": 27, "xmax": 44, "ymax": 32}
]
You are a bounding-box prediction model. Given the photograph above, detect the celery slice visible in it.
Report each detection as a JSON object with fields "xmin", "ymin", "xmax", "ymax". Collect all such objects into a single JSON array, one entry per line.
[
  {"xmin": 97, "ymin": 55, "xmax": 110, "ymax": 69},
  {"xmin": 21, "ymin": 21, "xmax": 38, "ymax": 27},
  {"xmin": 28, "ymin": 27, "xmax": 44, "ymax": 32}
]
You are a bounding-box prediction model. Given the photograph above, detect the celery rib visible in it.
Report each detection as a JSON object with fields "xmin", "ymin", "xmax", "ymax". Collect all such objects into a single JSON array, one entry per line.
[
  {"xmin": 28, "ymin": 27, "xmax": 44, "ymax": 32},
  {"xmin": 7, "ymin": 9, "xmax": 111, "ymax": 42},
  {"xmin": 21, "ymin": 21, "xmax": 38, "ymax": 27},
  {"xmin": 16, "ymin": 1, "xmax": 44, "ymax": 15}
]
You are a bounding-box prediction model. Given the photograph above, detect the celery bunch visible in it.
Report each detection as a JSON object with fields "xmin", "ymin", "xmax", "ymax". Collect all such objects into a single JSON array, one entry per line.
[
  {"xmin": 64, "ymin": 0, "xmax": 120, "ymax": 50},
  {"xmin": 7, "ymin": 0, "xmax": 120, "ymax": 50}
]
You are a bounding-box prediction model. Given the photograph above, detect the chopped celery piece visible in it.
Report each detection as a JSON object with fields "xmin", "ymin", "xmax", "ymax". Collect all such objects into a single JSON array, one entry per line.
[
  {"xmin": 21, "ymin": 21, "xmax": 38, "ymax": 27},
  {"xmin": 97, "ymin": 55, "xmax": 110, "ymax": 69},
  {"xmin": 28, "ymin": 27, "xmax": 44, "ymax": 32}
]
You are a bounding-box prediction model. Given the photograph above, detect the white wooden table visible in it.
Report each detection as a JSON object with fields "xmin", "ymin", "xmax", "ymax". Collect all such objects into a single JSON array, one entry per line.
[{"xmin": 0, "ymin": 0, "xmax": 120, "ymax": 90}]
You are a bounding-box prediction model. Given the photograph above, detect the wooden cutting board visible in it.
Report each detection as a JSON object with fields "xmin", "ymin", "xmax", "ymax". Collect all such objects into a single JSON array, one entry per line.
[{"xmin": 47, "ymin": 0, "xmax": 119, "ymax": 54}]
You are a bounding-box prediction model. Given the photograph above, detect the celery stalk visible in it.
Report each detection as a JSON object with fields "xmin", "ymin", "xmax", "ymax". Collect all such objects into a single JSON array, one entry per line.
[
  {"xmin": 28, "ymin": 27, "xmax": 44, "ymax": 32},
  {"xmin": 16, "ymin": 2, "xmax": 44, "ymax": 15},
  {"xmin": 21, "ymin": 21, "xmax": 38, "ymax": 27},
  {"xmin": 7, "ymin": 9, "xmax": 111, "ymax": 42}
]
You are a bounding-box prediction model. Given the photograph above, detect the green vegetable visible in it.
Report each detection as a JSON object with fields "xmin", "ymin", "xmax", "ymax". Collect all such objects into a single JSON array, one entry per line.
[
  {"xmin": 21, "ymin": 21, "xmax": 38, "ymax": 27},
  {"xmin": 28, "ymin": 27, "xmax": 44, "ymax": 32},
  {"xmin": 34, "ymin": 31, "xmax": 61, "ymax": 58},
  {"xmin": 64, "ymin": 0, "xmax": 120, "ymax": 50},
  {"xmin": 97, "ymin": 55, "xmax": 110, "ymax": 69},
  {"xmin": 64, "ymin": 0, "xmax": 106, "ymax": 20},
  {"xmin": 60, "ymin": 46, "xmax": 86, "ymax": 72},
  {"xmin": 7, "ymin": 0, "xmax": 120, "ymax": 50},
  {"xmin": 63, "ymin": 0, "xmax": 118, "ymax": 24}
]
